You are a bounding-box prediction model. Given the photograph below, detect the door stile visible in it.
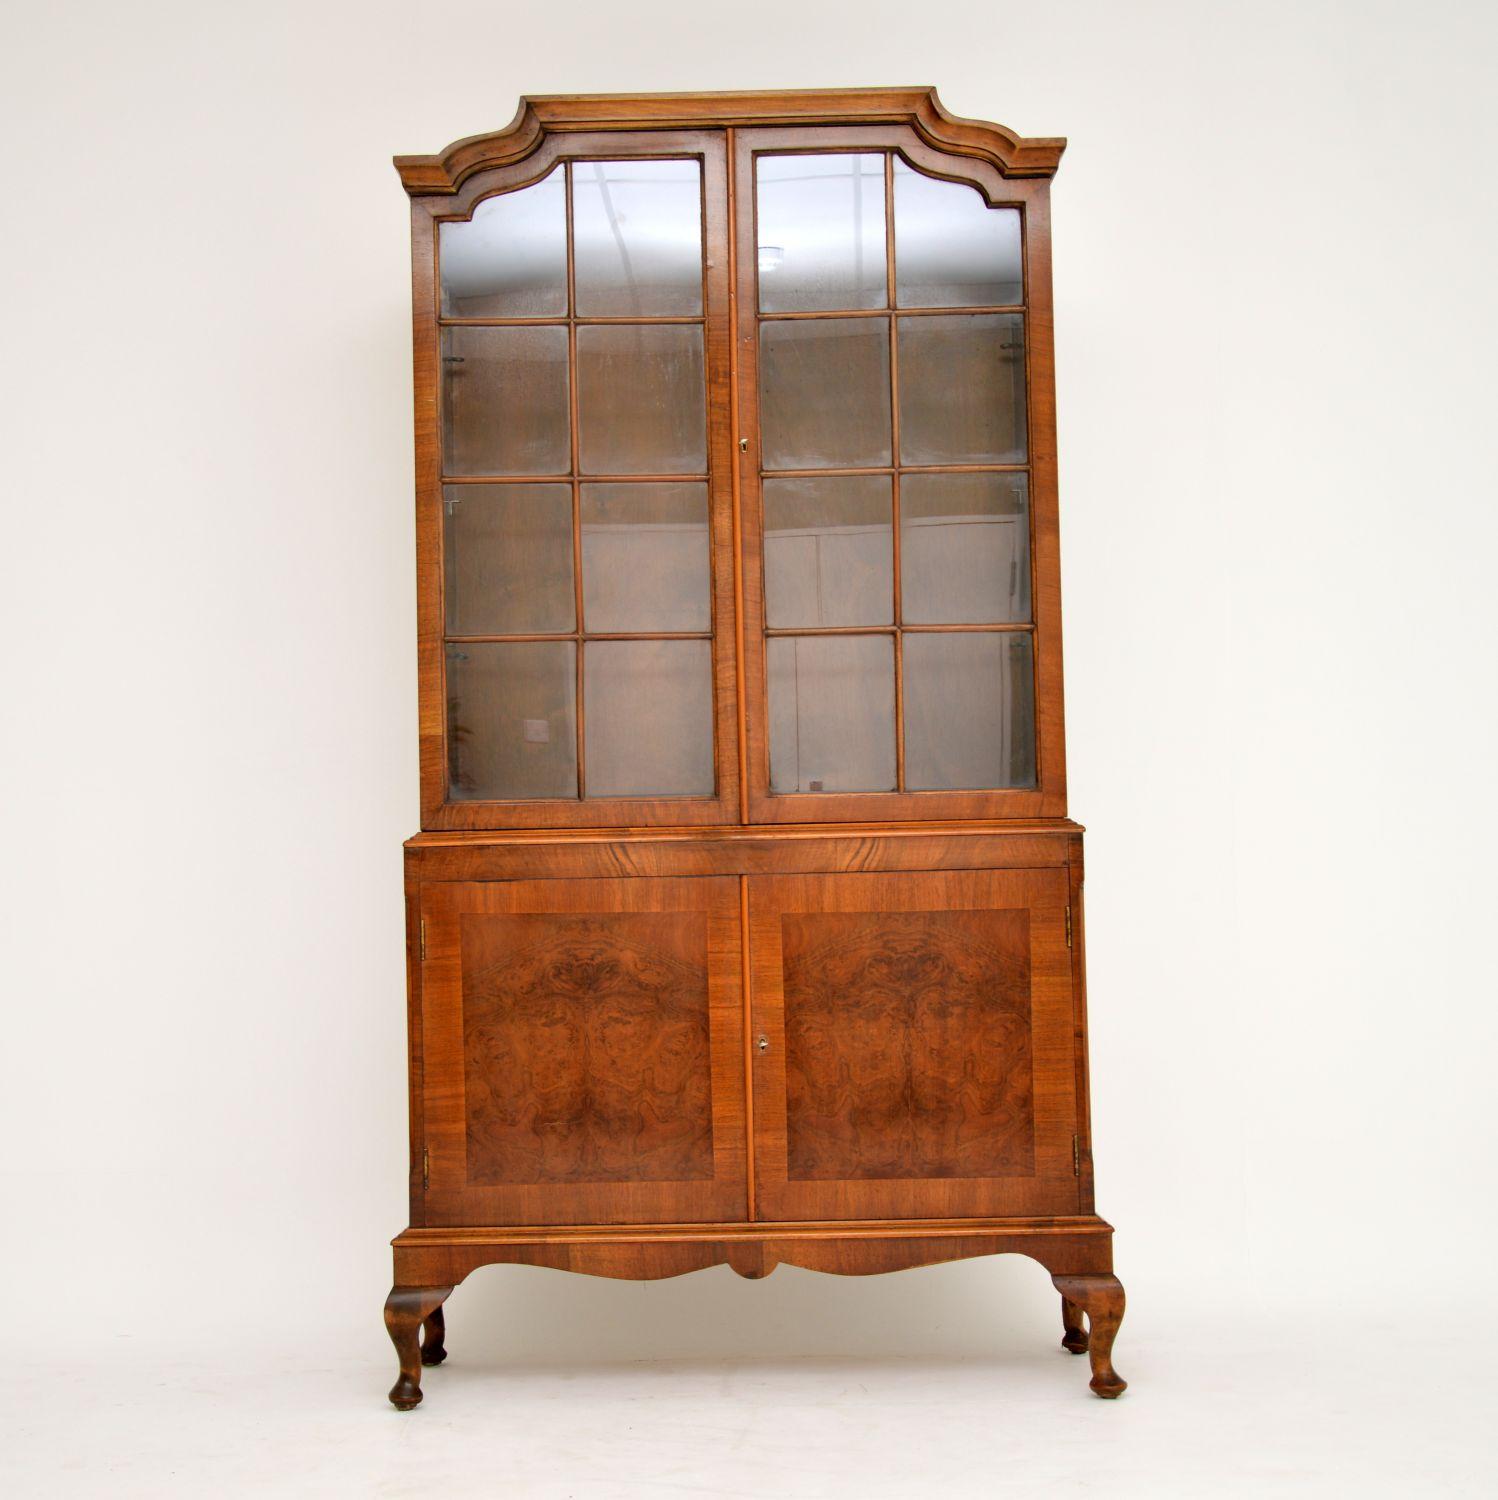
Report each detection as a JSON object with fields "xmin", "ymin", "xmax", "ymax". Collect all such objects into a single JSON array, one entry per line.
[
  {"xmin": 725, "ymin": 125, "xmax": 752, "ymax": 824},
  {"xmin": 739, "ymin": 872, "xmax": 759, "ymax": 1219}
]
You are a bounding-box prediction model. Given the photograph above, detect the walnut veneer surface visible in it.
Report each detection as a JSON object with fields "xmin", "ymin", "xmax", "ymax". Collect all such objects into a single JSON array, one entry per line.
[{"xmin": 383, "ymin": 89, "xmax": 1126, "ymax": 1410}]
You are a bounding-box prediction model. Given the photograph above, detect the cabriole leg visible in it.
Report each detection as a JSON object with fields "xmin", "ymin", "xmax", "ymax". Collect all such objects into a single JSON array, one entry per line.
[
  {"xmin": 1061, "ymin": 1295, "xmax": 1089, "ymax": 1354},
  {"xmin": 421, "ymin": 1303, "xmax": 447, "ymax": 1365},
  {"xmin": 383, "ymin": 1286, "xmax": 452, "ymax": 1410},
  {"xmin": 1051, "ymin": 1274, "xmax": 1126, "ymax": 1398}
]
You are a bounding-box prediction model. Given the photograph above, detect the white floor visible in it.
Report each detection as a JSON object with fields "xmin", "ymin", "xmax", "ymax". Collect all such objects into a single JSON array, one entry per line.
[{"xmin": 5, "ymin": 1310, "xmax": 1491, "ymax": 1497}]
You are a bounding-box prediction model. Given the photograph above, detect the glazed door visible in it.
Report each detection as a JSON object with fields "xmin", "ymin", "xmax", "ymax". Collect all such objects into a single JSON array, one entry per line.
[
  {"xmin": 419, "ymin": 877, "xmax": 747, "ymax": 1225},
  {"xmin": 733, "ymin": 127, "xmax": 1068, "ymax": 824},
  {"xmin": 419, "ymin": 130, "xmax": 741, "ymax": 829},
  {"xmin": 747, "ymin": 868, "xmax": 1081, "ymax": 1221}
]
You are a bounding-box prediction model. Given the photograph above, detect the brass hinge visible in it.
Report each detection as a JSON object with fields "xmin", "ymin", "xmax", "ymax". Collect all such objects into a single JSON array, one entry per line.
[
  {"xmin": 1065, "ymin": 906, "xmax": 1073, "ymax": 948},
  {"xmin": 422, "ymin": 1146, "xmax": 430, "ymax": 1191},
  {"xmin": 1072, "ymin": 1134, "xmax": 1081, "ymax": 1176},
  {"xmin": 419, "ymin": 918, "xmax": 427, "ymax": 962}
]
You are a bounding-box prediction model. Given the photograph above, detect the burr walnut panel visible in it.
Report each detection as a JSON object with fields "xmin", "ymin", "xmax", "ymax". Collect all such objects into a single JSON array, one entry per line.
[
  {"xmin": 460, "ymin": 911, "xmax": 714, "ymax": 1185},
  {"xmin": 749, "ymin": 867, "xmax": 1081, "ymax": 1222},
  {"xmin": 781, "ymin": 909, "xmax": 1036, "ymax": 1181},
  {"xmin": 419, "ymin": 876, "xmax": 747, "ymax": 1226}
]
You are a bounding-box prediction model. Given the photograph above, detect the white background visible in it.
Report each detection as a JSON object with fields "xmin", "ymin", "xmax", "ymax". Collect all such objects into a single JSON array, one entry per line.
[{"xmin": 3, "ymin": 0, "xmax": 1496, "ymax": 1494}]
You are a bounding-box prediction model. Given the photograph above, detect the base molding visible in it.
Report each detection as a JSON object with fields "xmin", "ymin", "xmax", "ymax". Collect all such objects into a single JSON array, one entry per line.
[
  {"xmin": 392, "ymin": 1214, "xmax": 1113, "ymax": 1284},
  {"xmin": 383, "ymin": 1217, "xmax": 1126, "ymax": 1406}
]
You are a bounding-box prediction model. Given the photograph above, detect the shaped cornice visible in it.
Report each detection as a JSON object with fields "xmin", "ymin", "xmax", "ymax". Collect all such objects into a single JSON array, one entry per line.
[{"xmin": 394, "ymin": 87, "xmax": 1065, "ymax": 195}]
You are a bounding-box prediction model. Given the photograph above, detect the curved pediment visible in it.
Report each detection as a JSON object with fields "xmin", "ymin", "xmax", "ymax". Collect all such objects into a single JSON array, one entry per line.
[{"xmin": 394, "ymin": 87, "xmax": 1066, "ymax": 196}]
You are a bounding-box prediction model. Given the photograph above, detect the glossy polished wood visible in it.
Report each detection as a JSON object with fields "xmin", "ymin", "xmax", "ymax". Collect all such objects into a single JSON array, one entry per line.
[
  {"xmin": 1051, "ymin": 1273, "xmax": 1127, "ymax": 1397},
  {"xmin": 388, "ymin": 91, "xmax": 1122, "ymax": 1409},
  {"xmin": 781, "ymin": 907, "xmax": 1036, "ymax": 1180},
  {"xmin": 392, "ymin": 1215, "xmax": 1114, "ymax": 1283},
  {"xmin": 393, "ymin": 89, "xmax": 1067, "ymax": 195},
  {"xmin": 461, "ymin": 909, "xmax": 715, "ymax": 1184},
  {"xmin": 420, "ymin": 876, "xmax": 747, "ymax": 1227},
  {"xmin": 383, "ymin": 1286, "xmax": 453, "ymax": 1410},
  {"xmin": 749, "ymin": 867, "xmax": 1081, "ymax": 1222}
]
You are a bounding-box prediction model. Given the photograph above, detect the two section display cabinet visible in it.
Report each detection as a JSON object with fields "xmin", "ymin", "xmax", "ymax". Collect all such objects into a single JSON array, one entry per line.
[{"xmin": 385, "ymin": 88, "xmax": 1126, "ymax": 1408}]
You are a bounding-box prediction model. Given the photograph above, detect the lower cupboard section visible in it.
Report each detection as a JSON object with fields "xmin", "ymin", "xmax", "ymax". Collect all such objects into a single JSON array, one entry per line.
[{"xmin": 415, "ymin": 864, "xmax": 1086, "ymax": 1227}]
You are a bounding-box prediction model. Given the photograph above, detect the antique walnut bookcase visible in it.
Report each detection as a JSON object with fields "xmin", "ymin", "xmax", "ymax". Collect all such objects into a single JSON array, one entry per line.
[{"xmin": 386, "ymin": 88, "xmax": 1126, "ymax": 1408}]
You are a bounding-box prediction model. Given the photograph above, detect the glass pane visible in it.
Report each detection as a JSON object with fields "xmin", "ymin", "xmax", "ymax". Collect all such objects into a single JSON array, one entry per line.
[
  {"xmin": 443, "ymin": 484, "xmax": 575, "ymax": 635},
  {"xmin": 759, "ymin": 319, "xmax": 891, "ymax": 470},
  {"xmin": 902, "ymin": 632, "xmax": 1036, "ymax": 789},
  {"xmin": 446, "ymin": 641, "xmax": 577, "ymax": 800},
  {"xmin": 577, "ymin": 324, "xmax": 706, "ymax": 474},
  {"xmin": 767, "ymin": 634, "xmax": 895, "ymax": 792},
  {"xmin": 573, "ymin": 159, "xmax": 704, "ymax": 316},
  {"xmin": 441, "ymin": 325, "xmax": 570, "ymax": 476},
  {"xmin": 756, "ymin": 153, "xmax": 886, "ymax": 313},
  {"xmin": 763, "ymin": 475, "xmax": 892, "ymax": 628},
  {"xmin": 581, "ymin": 482, "xmax": 710, "ymax": 633},
  {"xmin": 439, "ymin": 166, "xmax": 567, "ymax": 317},
  {"xmin": 897, "ymin": 314, "xmax": 1027, "ymax": 465},
  {"xmin": 900, "ymin": 473, "xmax": 1030, "ymax": 624},
  {"xmin": 584, "ymin": 640, "xmax": 714, "ymax": 797},
  {"xmin": 893, "ymin": 159, "xmax": 1022, "ymax": 308}
]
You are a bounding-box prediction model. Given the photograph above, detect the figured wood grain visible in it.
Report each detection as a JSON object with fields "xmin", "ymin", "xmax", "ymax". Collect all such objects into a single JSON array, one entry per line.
[
  {"xmin": 420, "ymin": 877, "xmax": 746, "ymax": 1226},
  {"xmin": 389, "ymin": 91, "xmax": 1124, "ymax": 1410},
  {"xmin": 461, "ymin": 911, "xmax": 714, "ymax": 1184},
  {"xmin": 782, "ymin": 908, "xmax": 1035, "ymax": 1180},
  {"xmin": 750, "ymin": 868, "xmax": 1081, "ymax": 1222}
]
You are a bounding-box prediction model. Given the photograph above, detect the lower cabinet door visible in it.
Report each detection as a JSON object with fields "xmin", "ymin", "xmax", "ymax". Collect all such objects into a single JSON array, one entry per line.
[
  {"xmin": 748, "ymin": 869, "xmax": 1082, "ymax": 1221},
  {"xmin": 419, "ymin": 877, "xmax": 747, "ymax": 1226}
]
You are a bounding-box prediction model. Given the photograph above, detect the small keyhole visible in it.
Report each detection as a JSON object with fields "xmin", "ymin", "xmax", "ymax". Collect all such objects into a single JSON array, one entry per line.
[{"xmin": 756, "ymin": 1034, "xmax": 770, "ymax": 1054}]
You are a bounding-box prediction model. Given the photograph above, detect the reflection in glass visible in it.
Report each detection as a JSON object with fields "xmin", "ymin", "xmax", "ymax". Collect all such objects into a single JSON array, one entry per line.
[
  {"xmin": 577, "ymin": 324, "xmax": 706, "ymax": 474},
  {"xmin": 584, "ymin": 640, "xmax": 714, "ymax": 797},
  {"xmin": 902, "ymin": 632, "xmax": 1035, "ymax": 789},
  {"xmin": 441, "ymin": 325, "xmax": 570, "ymax": 475},
  {"xmin": 767, "ymin": 634, "xmax": 895, "ymax": 792},
  {"xmin": 900, "ymin": 473, "xmax": 1030, "ymax": 624},
  {"xmin": 572, "ymin": 159, "xmax": 704, "ymax": 316},
  {"xmin": 759, "ymin": 318, "xmax": 891, "ymax": 470},
  {"xmin": 439, "ymin": 166, "xmax": 568, "ymax": 317},
  {"xmin": 897, "ymin": 314, "xmax": 1027, "ymax": 465},
  {"xmin": 443, "ymin": 484, "xmax": 575, "ymax": 635},
  {"xmin": 893, "ymin": 159, "xmax": 1022, "ymax": 308},
  {"xmin": 581, "ymin": 483, "xmax": 710, "ymax": 633},
  {"xmin": 447, "ymin": 641, "xmax": 577, "ymax": 800},
  {"xmin": 763, "ymin": 476, "xmax": 892, "ymax": 628},
  {"xmin": 756, "ymin": 153, "xmax": 887, "ymax": 313}
]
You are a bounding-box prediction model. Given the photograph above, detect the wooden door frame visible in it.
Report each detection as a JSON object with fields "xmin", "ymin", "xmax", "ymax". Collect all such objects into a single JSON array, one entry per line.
[
  {"xmin": 418, "ymin": 875, "xmax": 748, "ymax": 1226},
  {"xmin": 408, "ymin": 128, "xmax": 742, "ymax": 830},
  {"xmin": 747, "ymin": 866, "xmax": 1082, "ymax": 1222},
  {"xmin": 731, "ymin": 123, "xmax": 1068, "ymax": 824}
]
